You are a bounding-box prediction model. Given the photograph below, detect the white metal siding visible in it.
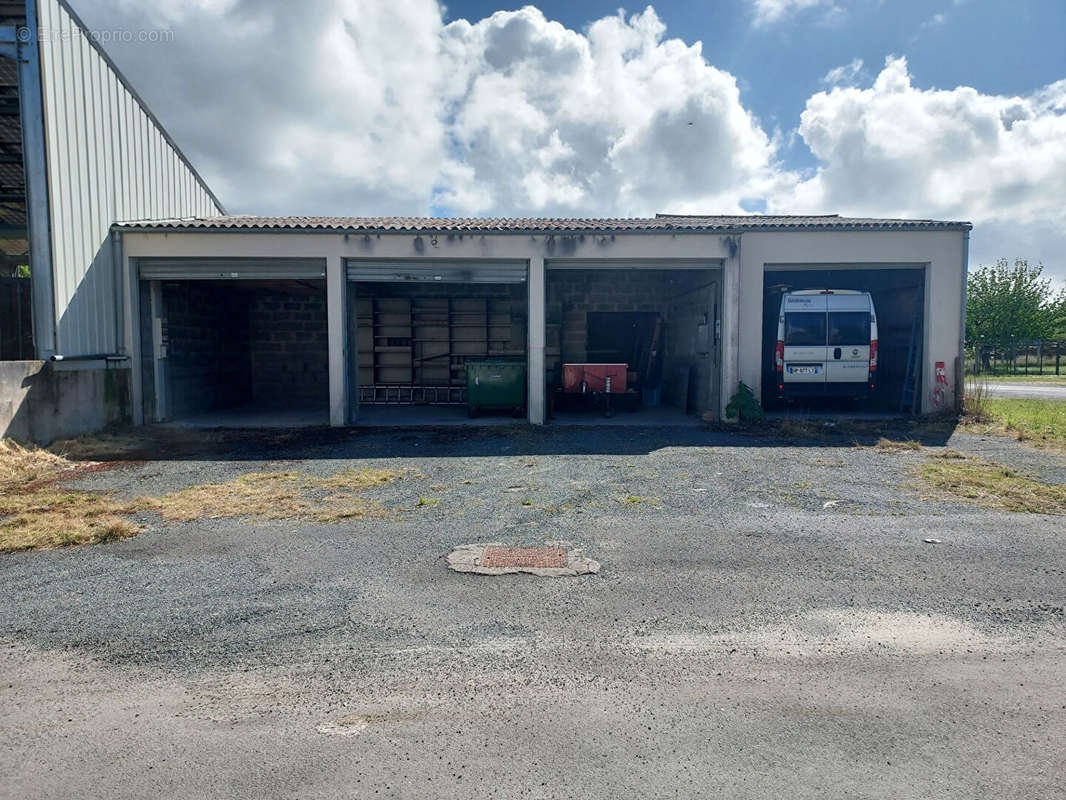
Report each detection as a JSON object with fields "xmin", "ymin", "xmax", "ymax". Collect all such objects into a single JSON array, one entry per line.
[{"xmin": 36, "ymin": 0, "xmax": 224, "ymax": 355}]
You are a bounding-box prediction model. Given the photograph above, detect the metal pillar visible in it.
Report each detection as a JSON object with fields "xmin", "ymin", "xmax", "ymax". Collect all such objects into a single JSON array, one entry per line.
[
  {"xmin": 527, "ymin": 255, "xmax": 546, "ymax": 425},
  {"xmin": 720, "ymin": 245, "xmax": 741, "ymax": 421},
  {"xmin": 149, "ymin": 280, "xmax": 168, "ymax": 421},
  {"xmin": 327, "ymin": 255, "xmax": 349, "ymax": 426}
]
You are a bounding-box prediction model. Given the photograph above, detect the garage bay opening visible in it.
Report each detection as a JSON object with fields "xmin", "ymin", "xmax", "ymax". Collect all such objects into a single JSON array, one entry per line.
[
  {"xmin": 137, "ymin": 259, "xmax": 330, "ymax": 427},
  {"xmin": 349, "ymin": 260, "xmax": 528, "ymax": 425},
  {"xmin": 762, "ymin": 268, "xmax": 926, "ymax": 414},
  {"xmin": 546, "ymin": 267, "xmax": 720, "ymax": 424}
]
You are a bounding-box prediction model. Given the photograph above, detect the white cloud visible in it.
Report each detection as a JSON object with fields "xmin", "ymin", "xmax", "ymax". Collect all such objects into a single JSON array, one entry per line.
[
  {"xmin": 75, "ymin": 0, "xmax": 451, "ymax": 214},
  {"xmin": 821, "ymin": 57, "xmax": 865, "ymax": 86},
  {"xmin": 749, "ymin": 0, "xmax": 842, "ymax": 27},
  {"xmin": 435, "ymin": 7, "xmax": 779, "ymax": 214},
  {"xmin": 773, "ymin": 57, "xmax": 1066, "ymax": 268},
  {"xmin": 65, "ymin": 3, "xmax": 1066, "ymax": 281},
  {"xmin": 72, "ymin": 1, "xmax": 778, "ymax": 217}
]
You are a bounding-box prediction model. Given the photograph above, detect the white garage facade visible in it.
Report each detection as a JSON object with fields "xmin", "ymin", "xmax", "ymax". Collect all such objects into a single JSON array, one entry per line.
[{"xmin": 116, "ymin": 214, "xmax": 971, "ymax": 428}]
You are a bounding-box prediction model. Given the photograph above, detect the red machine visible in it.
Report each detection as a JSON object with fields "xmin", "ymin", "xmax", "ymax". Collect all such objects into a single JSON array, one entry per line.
[
  {"xmin": 561, "ymin": 363, "xmax": 628, "ymax": 394},
  {"xmin": 557, "ymin": 363, "xmax": 635, "ymax": 417}
]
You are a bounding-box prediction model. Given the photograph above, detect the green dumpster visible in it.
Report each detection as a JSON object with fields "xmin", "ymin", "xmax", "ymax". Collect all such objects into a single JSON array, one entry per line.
[{"xmin": 465, "ymin": 358, "xmax": 526, "ymax": 417}]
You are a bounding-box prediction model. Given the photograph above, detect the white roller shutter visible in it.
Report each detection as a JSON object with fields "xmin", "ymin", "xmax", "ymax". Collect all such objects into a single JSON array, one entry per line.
[
  {"xmin": 346, "ymin": 259, "xmax": 527, "ymax": 284},
  {"xmin": 138, "ymin": 258, "xmax": 326, "ymax": 281}
]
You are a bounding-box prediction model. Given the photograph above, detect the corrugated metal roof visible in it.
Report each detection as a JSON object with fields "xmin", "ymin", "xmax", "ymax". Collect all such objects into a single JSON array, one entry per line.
[{"xmin": 115, "ymin": 213, "xmax": 972, "ymax": 234}]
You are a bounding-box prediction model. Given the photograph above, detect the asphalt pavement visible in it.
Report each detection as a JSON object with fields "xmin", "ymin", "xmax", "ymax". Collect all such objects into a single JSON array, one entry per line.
[
  {"xmin": 1, "ymin": 425, "xmax": 1063, "ymax": 799},
  {"xmin": 985, "ymin": 381, "xmax": 1066, "ymax": 400}
]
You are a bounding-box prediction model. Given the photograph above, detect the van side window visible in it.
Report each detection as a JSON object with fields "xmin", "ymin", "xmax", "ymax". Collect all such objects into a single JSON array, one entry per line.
[
  {"xmin": 828, "ymin": 312, "xmax": 870, "ymax": 345},
  {"xmin": 784, "ymin": 313, "xmax": 827, "ymax": 346}
]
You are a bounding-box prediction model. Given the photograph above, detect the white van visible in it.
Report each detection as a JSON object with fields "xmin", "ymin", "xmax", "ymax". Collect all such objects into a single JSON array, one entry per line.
[{"xmin": 774, "ymin": 290, "xmax": 878, "ymax": 398}]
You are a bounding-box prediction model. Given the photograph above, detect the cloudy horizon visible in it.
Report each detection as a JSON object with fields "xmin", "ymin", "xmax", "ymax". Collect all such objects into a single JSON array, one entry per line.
[{"xmin": 69, "ymin": 0, "xmax": 1066, "ymax": 282}]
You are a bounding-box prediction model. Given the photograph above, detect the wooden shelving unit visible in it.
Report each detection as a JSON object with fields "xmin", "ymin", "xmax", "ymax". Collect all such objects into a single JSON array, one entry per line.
[{"xmin": 356, "ymin": 294, "xmax": 526, "ymax": 405}]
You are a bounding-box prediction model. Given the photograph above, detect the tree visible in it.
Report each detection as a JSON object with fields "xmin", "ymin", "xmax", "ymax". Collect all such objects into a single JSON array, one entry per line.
[{"xmin": 966, "ymin": 258, "xmax": 1066, "ymax": 343}]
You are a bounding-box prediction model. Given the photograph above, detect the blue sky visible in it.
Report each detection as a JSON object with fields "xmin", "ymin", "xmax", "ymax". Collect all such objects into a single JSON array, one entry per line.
[
  {"xmin": 446, "ymin": 0, "xmax": 1066, "ymax": 171},
  {"xmin": 75, "ymin": 0, "xmax": 1066, "ymax": 280}
]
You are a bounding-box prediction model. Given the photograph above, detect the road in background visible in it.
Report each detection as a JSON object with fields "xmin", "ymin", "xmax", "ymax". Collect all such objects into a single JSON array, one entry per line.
[{"xmin": 985, "ymin": 382, "xmax": 1066, "ymax": 400}]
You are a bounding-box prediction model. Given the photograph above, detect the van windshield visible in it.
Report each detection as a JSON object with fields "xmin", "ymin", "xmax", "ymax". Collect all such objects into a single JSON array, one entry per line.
[
  {"xmin": 784, "ymin": 313, "xmax": 827, "ymax": 346},
  {"xmin": 828, "ymin": 312, "xmax": 870, "ymax": 345}
]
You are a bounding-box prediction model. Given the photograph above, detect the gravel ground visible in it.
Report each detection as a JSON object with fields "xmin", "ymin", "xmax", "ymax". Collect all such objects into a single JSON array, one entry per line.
[{"xmin": 1, "ymin": 424, "xmax": 1064, "ymax": 799}]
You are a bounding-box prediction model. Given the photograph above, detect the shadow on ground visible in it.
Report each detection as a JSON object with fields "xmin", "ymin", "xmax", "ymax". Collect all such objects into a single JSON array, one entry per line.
[{"xmin": 51, "ymin": 416, "xmax": 960, "ymax": 463}]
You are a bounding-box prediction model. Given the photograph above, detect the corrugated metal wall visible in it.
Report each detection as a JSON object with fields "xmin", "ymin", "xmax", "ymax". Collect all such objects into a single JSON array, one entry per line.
[{"xmin": 36, "ymin": 0, "xmax": 224, "ymax": 355}]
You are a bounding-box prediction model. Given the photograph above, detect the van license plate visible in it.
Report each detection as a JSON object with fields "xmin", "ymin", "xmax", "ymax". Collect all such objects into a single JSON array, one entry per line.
[{"xmin": 788, "ymin": 366, "xmax": 820, "ymax": 375}]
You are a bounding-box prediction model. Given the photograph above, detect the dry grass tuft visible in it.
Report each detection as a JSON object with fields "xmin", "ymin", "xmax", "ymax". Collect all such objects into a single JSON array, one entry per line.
[
  {"xmin": 48, "ymin": 431, "xmax": 152, "ymax": 461},
  {"xmin": 963, "ymin": 374, "xmax": 993, "ymax": 423},
  {"xmin": 0, "ymin": 440, "xmax": 73, "ymax": 488},
  {"xmin": 148, "ymin": 471, "xmax": 306, "ymax": 522},
  {"xmin": 0, "ymin": 479, "xmax": 144, "ymax": 553},
  {"xmin": 150, "ymin": 469, "xmax": 405, "ymax": 523},
  {"xmin": 935, "ymin": 448, "xmax": 968, "ymax": 460},
  {"xmin": 917, "ymin": 453, "xmax": 1066, "ymax": 514},
  {"xmin": 1, "ymin": 440, "xmax": 411, "ymax": 552},
  {"xmin": 0, "ymin": 506, "xmax": 142, "ymax": 552},
  {"xmin": 869, "ymin": 437, "xmax": 922, "ymax": 453},
  {"xmin": 0, "ymin": 441, "xmax": 142, "ymax": 552},
  {"xmin": 620, "ymin": 494, "xmax": 657, "ymax": 506},
  {"xmin": 317, "ymin": 467, "xmax": 413, "ymax": 491}
]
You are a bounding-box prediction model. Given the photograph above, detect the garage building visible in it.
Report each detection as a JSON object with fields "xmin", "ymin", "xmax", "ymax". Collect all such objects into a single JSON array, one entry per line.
[{"xmin": 115, "ymin": 215, "xmax": 971, "ymax": 427}]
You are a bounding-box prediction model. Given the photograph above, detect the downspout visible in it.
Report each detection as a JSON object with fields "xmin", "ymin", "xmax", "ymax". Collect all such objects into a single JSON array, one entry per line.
[{"xmin": 111, "ymin": 229, "xmax": 124, "ymax": 354}]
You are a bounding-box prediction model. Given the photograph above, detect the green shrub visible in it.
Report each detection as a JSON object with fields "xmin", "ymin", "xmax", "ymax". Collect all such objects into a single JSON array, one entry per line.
[{"xmin": 725, "ymin": 382, "xmax": 764, "ymax": 422}]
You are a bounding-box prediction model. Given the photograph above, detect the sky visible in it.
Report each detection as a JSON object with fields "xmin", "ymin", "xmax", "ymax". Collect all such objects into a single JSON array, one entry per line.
[{"xmin": 70, "ymin": 0, "xmax": 1066, "ymax": 282}]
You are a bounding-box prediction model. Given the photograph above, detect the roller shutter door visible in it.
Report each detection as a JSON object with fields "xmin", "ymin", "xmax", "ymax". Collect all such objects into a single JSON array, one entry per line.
[
  {"xmin": 346, "ymin": 259, "xmax": 527, "ymax": 284},
  {"xmin": 138, "ymin": 258, "xmax": 326, "ymax": 280}
]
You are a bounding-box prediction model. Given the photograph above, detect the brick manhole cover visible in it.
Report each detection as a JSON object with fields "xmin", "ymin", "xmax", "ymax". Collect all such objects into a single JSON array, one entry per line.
[
  {"xmin": 446, "ymin": 542, "xmax": 600, "ymax": 577},
  {"xmin": 481, "ymin": 546, "xmax": 568, "ymax": 569}
]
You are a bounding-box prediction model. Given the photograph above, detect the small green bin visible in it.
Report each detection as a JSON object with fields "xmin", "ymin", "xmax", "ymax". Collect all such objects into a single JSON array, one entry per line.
[{"xmin": 465, "ymin": 358, "xmax": 527, "ymax": 417}]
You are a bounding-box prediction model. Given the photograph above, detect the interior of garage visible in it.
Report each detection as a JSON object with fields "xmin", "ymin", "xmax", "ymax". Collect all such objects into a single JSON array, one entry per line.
[
  {"xmin": 350, "ymin": 281, "xmax": 528, "ymax": 424},
  {"xmin": 546, "ymin": 268, "xmax": 719, "ymax": 424},
  {"xmin": 761, "ymin": 268, "xmax": 926, "ymax": 413},
  {"xmin": 139, "ymin": 279, "xmax": 329, "ymax": 426}
]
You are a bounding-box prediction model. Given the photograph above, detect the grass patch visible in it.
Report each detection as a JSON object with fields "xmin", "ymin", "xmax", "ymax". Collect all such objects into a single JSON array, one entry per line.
[
  {"xmin": 317, "ymin": 468, "xmax": 412, "ymax": 491},
  {"xmin": 0, "ymin": 441, "xmax": 413, "ymax": 553},
  {"xmin": 0, "ymin": 439, "xmax": 73, "ymax": 487},
  {"xmin": 0, "ymin": 441, "xmax": 143, "ymax": 552},
  {"xmin": 0, "ymin": 485, "xmax": 143, "ymax": 552},
  {"xmin": 917, "ymin": 452, "xmax": 1066, "ymax": 514},
  {"xmin": 962, "ymin": 397, "xmax": 1066, "ymax": 448},
  {"xmin": 150, "ymin": 469, "xmax": 406, "ymax": 523},
  {"xmin": 417, "ymin": 496, "xmax": 441, "ymax": 507}
]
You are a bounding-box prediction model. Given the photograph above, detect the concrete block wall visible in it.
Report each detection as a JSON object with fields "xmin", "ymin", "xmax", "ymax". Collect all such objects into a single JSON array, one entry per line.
[
  {"xmin": 546, "ymin": 270, "xmax": 709, "ymax": 367},
  {"xmin": 249, "ymin": 290, "xmax": 329, "ymax": 408},
  {"xmin": 162, "ymin": 282, "xmax": 251, "ymax": 419}
]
